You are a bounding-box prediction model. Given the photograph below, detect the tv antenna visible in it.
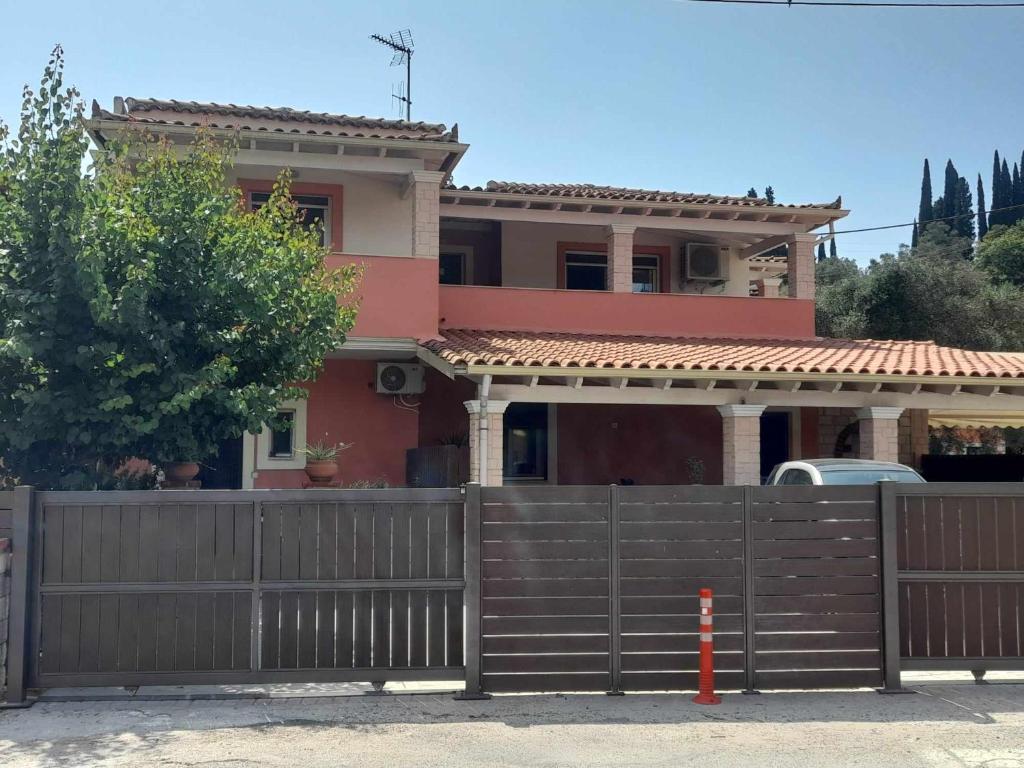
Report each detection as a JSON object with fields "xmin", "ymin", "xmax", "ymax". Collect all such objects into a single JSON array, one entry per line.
[{"xmin": 370, "ymin": 29, "xmax": 414, "ymax": 122}]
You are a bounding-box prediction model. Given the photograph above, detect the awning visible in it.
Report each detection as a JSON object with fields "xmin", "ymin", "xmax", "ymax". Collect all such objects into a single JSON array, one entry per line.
[{"xmin": 929, "ymin": 411, "xmax": 1024, "ymax": 429}]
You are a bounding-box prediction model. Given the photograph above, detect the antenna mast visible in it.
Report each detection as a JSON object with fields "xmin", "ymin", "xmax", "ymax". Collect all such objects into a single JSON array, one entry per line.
[{"xmin": 370, "ymin": 29, "xmax": 414, "ymax": 121}]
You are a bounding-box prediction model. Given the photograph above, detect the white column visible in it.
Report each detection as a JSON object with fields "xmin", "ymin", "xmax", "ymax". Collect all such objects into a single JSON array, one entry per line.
[
  {"xmin": 717, "ymin": 404, "xmax": 767, "ymax": 486},
  {"xmin": 605, "ymin": 224, "xmax": 635, "ymax": 293},
  {"xmin": 786, "ymin": 233, "xmax": 817, "ymax": 300},
  {"xmin": 409, "ymin": 170, "xmax": 445, "ymax": 260},
  {"xmin": 465, "ymin": 399, "xmax": 511, "ymax": 486},
  {"xmin": 856, "ymin": 406, "xmax": 904, "ymax": 463}
]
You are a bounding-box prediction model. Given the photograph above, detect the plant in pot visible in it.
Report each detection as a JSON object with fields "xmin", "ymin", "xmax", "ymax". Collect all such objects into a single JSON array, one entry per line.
[{"xmin": 300, "ymin": 440, "xmax": 353, "ymax": 485}]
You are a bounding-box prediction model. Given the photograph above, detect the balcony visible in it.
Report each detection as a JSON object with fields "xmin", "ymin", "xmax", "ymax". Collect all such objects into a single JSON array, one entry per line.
[{"xmin": 438, "ymin": 284, "xmax": 816, "ymax": 339}]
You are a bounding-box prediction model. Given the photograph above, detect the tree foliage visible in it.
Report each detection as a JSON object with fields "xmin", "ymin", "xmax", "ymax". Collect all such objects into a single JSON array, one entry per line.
[
  {"xmin": 816, "ymin": 224, "xmax": 1024, "ymax": 352},
  {"xmin": 977, "ymin": 220, "xmax": 1024, "ymax": 288},
  {"xmin": 0, "ymin": 50, "xmax": 359, "ymax": 487}
]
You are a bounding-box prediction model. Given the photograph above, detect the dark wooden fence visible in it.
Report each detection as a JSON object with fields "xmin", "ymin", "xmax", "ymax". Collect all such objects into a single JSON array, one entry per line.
[
  {"xmin": 4, "ymin": 488, "xmax": 464, "ymax": 701},
  {"xmin": 4, "ymin": 481, "xmax": 1023, "ymax": 703},
  {"xmin": 467, "ymin": 484, "xmax": 883, "ymax": 695},
  {"xmin": 890, "ymin": 483, "xmax": 1024, "ymax": 679}
]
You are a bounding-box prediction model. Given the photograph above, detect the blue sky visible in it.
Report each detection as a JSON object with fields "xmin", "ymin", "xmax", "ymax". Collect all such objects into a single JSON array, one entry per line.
[{"xmin": 2, "ymin": 0, "xmax": 1022, "ymax": 262}]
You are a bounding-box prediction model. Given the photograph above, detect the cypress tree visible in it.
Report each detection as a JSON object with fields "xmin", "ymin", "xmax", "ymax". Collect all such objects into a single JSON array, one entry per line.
[
  {"xmin": 1001, "ymin": 159, "xmax": 1013, "ymax": 225},
  {"xmin": 912, "ymin": 219, "xmax": 919, "ymax": 248},
  {"xmin": 817, "ymin": 242, "xmax": 826, "ymax": 262},
  {"xmin": 954, "ymin": 176, "xmax": 974, "ymax": 247},
  {"xmin": 991, "ymin": 151, "xmax": 1004, "ymax": 228},
  {"xmin": 746, "ymin": 187, "xmax": 758, "ymax": 198},
  {"xmin": 764, "ymin": 186, "xmax": 775, "ymax": 204},
  {"xmin": 977, "ymin": 174, "xmax": 988, "ymax": 240},
  {"xmin": 829, "ymin": 238, "xmax": 837, "ymax": 258},
  {"xmin": 942, "ymin": 160, "xmax": 959, "ymax": 221},
  {"xmin": 917, "ymin": 159, "xmax": 933, "ymax": 233},
  {"xmin": 1013, "ymin": 163, "xmax": 1023, "ymax": 224}
]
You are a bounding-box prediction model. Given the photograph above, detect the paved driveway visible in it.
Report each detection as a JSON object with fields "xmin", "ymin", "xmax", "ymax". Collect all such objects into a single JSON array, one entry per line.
[{"xmin": 1, "ymin": 681, "xmax": 1023, "ymax": 767}]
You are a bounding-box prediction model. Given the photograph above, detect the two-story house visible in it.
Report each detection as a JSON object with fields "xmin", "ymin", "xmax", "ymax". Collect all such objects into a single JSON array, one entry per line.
[{"xmin": 87, "ymin": 98, "xmax": 1024, "ymax": 488}]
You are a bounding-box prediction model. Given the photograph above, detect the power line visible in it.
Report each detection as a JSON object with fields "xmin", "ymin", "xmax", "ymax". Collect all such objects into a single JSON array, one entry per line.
[
  {"xmin": 685, "ymin": 0, "xmax": 1024, "ymax": 7},
  {"xmin": 828, "ymin": 202, "xmax": 1024, "ymax": 236}
]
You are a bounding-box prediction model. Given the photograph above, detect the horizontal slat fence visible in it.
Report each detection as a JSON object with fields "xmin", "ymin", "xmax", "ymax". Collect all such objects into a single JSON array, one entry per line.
[
  {"xmin": 25, "ymin": 489, "xmax": 465, "ymax": 690},
  {"xmin": 0, "ymin": 491, "xmax": 13, "ymax": 542},
  {"xmin": 480, "ymin": 486, "xmax": 611, "ymax": 693},
  {"xmin": 894, "ymin": 484, "xmax": 1024, "ymax": 674},
  {"xmin": 619, "ymin": 486, "xmax": 746, "ymax": 692},
  {"xmin": 751, "ymin": 486, "xmax": 882, "ymax": 690}
]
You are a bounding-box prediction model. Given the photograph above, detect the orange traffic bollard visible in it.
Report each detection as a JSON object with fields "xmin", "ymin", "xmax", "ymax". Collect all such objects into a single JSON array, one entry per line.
[{"xmin": 692, "ymin": 588, "xmax": 721, "ymax": 705}]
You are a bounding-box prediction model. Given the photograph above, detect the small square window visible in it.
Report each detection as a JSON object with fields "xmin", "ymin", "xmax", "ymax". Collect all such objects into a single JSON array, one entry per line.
[
  {"xmin": 439, "ymin": 252, "xmax": 466, "ymax": 285},
  {"xmin": 250, "ymin": 192, "xmax": 330, "ymax": 247},
  {"xmin": 632, "ymin": 255, "xmax": 660, "ymax": 293},
  {"xmin": 269, "ymin": 410, "xmax": 295, "ymax": 458},
  {"xmin": 565, "ymin": 252, "xmax": 607, "ymax": 291}
]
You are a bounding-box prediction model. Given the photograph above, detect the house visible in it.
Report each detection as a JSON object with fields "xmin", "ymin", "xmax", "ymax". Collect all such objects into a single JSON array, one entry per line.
[{"xmin": 87, "ymin": 98, "xmax": 1024, "ymax": 488}]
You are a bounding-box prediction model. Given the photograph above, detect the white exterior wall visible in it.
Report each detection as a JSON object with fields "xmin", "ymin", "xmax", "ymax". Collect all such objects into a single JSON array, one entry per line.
[
  {"xmin": 226, "ymin": 168, "xmax": 414, "ymax": 257},
  {"xmin": 499, "ymin": 221, "xmax": 751, "ymax": 296}
]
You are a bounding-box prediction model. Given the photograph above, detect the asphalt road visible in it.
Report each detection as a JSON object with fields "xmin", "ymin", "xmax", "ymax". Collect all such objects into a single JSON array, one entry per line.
[{"xmin": 1, "ymin": 682, "xmax": 1022, "ymax": 767}]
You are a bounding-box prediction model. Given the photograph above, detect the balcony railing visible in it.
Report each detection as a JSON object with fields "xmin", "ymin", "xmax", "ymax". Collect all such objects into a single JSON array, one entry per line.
[{"xmin": 438, "ymin": 284, "xmax": 815, "ymax": 339}]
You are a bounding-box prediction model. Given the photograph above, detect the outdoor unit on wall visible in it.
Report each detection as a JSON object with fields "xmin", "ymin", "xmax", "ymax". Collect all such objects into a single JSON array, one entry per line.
[
  {"xmin": 376, "ymin": 362, "xmax": 425, "ymax": 395},
  {"xmin": 682, "ymin": 242, "xmax": 728, "ymax": 285}
]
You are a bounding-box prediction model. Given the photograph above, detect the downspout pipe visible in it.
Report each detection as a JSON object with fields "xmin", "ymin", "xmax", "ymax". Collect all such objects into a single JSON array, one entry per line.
[{"xmin": 478, "ymin": 375, "xmax": 493, "ymax": 487}]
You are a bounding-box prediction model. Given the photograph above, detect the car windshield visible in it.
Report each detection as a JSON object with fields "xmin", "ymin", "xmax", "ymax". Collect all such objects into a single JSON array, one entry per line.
[{"xmin": 818, "ymin": 469, "xmax": 925, "ymax": 484}]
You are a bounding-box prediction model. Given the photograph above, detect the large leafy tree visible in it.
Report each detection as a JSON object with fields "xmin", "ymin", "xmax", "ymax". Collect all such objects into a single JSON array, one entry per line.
[
  {"xmin": 977, "ymin": 220, "xmax": 1024, "ymax": 288},
  {"xmin": 0, "ymin": 50, "xmax": 358, "ymax": 487},
  {"xmin": 816, "ymin": 224, "xmax": 1024, "ymax": 352}
]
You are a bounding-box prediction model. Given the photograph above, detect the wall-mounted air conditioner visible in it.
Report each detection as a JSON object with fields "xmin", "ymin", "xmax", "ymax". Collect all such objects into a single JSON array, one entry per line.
[
  {"xmin": 683, "ymin": 243, "xmax": 728, "ymax": 283},
  {"xmin": 376, "ymin": 363, "xmax": 425, "ymax": 395}
]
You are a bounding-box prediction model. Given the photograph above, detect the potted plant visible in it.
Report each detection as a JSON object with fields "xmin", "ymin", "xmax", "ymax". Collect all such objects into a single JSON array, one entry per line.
[
  {"xmin": 163, "ymin": 461, "xmax": 201, "ymax": 485},
  {"xmin": 301, "ymin": 440, "xmax": 352, "ymax": 485}
]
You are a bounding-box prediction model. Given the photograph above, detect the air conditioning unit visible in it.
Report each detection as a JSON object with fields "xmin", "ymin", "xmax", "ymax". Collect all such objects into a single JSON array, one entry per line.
[
  {"xmin": 683, "ymin": 243, "xmax": 728, "ymax": 283},
  {"xmin": 376, "ymin": 363, "xmax": 425, "ymax": 395}
]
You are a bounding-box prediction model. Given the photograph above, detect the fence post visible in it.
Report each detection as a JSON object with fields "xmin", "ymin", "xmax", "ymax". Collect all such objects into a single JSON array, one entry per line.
[
  {"xmin": 741, "ymin": 485, "xmax": 758, "ymax": 694},
  {"xmin": 877, "ymin": 480, "xmax": 906, "ymax": 694},
  {"xmin": 607, "ymin": 484, "xmax": 623, "ymax": 695},
  {"xmin": 455, "ymin": 483, "xmax": 490, "ymax": 700},
  {"xmin": 4, "ymin": 486, "xmax": 34, "ymax": 705}
]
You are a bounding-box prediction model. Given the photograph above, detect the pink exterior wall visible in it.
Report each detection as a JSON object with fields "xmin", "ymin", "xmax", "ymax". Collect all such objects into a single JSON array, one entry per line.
[
  {"xmin": 556, "ymin": 404, "xmax": 724, "ymax": 485},
  {"xmin": 254, "ymin": 359, "xmax": 418, "ymax": 488},
  {"xmin": 328, "ymin": 254, "xmax": 439, "ymax": 340},
  {"xmin": 439, "ymin": 285, "xmax": 815, "ymax": 339}
]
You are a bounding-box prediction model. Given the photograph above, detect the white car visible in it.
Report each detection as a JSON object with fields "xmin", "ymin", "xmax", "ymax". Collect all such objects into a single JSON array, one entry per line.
[{"xmin": 765, "ymin": 459, "xmax": 926, "ymax": 486}]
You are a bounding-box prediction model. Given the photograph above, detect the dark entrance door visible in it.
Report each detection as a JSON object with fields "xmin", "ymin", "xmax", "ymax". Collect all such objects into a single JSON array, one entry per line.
[
  {"xmin": 197, "ymin": 436, "xmax": 244, "ymax": 489},
  {"xmin": 760, "ymin": 411, "xmax": 791, "ymax": 484}
]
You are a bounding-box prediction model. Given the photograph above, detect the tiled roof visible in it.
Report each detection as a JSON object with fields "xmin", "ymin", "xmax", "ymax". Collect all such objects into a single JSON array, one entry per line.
[
  {"xmin": 424, "ymin": 329, "xmax": 1024, "ymax": 379},
  {"xmin": 444, "ymin": 180, "xmax": 842, "ymax": 210},
  {"xmin": 90, "ymin": 98, "xmax": 459, "ymax": 143}
]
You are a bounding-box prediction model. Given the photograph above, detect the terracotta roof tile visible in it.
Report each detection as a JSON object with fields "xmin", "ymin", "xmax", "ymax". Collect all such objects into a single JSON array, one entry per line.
[
  {"xmin": 90, "ymin": 98, "xmax": 458, "ymax": 143},
  {"xmin": 424, "ymin": 329, "xmax": 1024, "ymax": 379},
  {"xmin": 444, "ymin": 180, "xmax": 842, "ymax": 210}
]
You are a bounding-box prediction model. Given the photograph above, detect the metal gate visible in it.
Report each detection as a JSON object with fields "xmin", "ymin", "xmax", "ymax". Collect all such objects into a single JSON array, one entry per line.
[
  {"xmin": 467, "ymin": 484, "xmax": 883, "ymax": 695},
  {"xmin": 892, "ymin": 483, "xmax": 1024, "ymax": 677},
  {"xmin": 21, "ymin": 488, "xmax": 465, "ymax": 690}
]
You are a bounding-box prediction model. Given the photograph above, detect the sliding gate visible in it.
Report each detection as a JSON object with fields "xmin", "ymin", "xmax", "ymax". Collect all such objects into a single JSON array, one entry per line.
[
  {"xmin": 474, "ymin": 484, "xmax": 883, "ymax": 694},
  {"xmin": 22, "ymin": 488, "xmax": 466, "ymax": 690}
]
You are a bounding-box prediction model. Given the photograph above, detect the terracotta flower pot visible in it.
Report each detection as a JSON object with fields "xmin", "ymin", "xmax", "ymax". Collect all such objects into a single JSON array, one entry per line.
[
  {"xmin": 164, "ymin": 461, "xmax": 200, "ymax": 484},
  {"xmin": 305, "ymin": 460, "xmax": 339, "ymax": 484}
]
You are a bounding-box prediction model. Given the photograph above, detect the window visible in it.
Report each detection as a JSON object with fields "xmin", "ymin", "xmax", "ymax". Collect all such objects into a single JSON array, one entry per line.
[
  {"xmin": 439, "ymin": 252, "xmax": 467, "ymax": 285},
  {"xmin": 269, "ymin": 410, "xmax": 295, "ymax": 458},
  {"xmin": 564, "ymin": 252, "xmax": 607, "ymax": 291},
  {"xmin": 632, "ymin": 255, "xmax": 660, "ymax": 293},
  {"xmin": 503, "ymin": 403, "xmax": 548, "ymax": 481},
  {"xmin": 250, "ymin": 192, "xmax": 330, "ymax": 247},
  {"xmin": 780, "ymin": 468, "xmax": 813, "ymax": 485},
  {"xmin": 818, "ymin": 469, "xmax": 925, "ymax": 484}
]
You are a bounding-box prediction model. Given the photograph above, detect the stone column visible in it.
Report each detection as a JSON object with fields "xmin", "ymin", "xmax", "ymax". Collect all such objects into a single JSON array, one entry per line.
[
  {"xmin": 856, "ymin": 406, "xmax": 904, "ymax": 463},
  {"xmin": 898, "ymin": 409, "xmax": 930, "ymax": 469},
  {"xmin": 717, "ymin": 404, "xmax": 767, "ymax": 485},
  {"xmin": 465, "ymin": 400, "xmax": 511, "ymax": 486},
  {"xmin": 409, "ymin": 170, "xmax": 445, "ymax": 260},
  {"xmin": 786, "ymin": 233, "xmax": 817, "ymax": 300},
  {"xmin": 606, "ymin": 224, "xmax": 635, "ymax": 293}
]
